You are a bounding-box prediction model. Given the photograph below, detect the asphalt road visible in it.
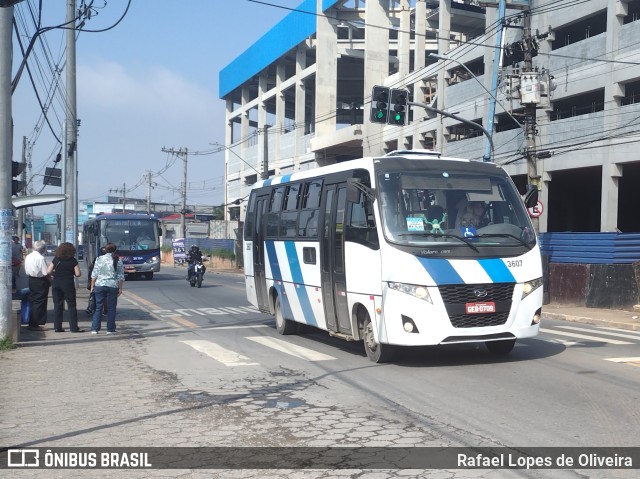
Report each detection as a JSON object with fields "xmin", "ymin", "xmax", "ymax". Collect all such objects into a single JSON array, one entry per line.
[{"xmin": 121, "ymin": 266, "xmax": 640, "ymax": 453}]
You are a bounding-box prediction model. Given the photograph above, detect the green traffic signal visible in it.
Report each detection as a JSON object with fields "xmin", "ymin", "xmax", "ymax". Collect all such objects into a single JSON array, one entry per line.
[{"xmin": 370, "ymin": 86, "xmax": 390, "ymax": 123}]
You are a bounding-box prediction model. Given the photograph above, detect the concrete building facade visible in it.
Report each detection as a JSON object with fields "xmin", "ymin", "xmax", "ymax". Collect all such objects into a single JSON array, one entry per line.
[{"xmin": 219, "ymin": 0, "xmax": 640, "ymax": 237}]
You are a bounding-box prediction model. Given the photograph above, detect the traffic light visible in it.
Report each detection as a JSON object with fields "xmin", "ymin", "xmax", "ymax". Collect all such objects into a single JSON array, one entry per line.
[
  {"xmin": 11, "ymin": 161, "xmax": 26, "ymax": 196},
  {"xmin": 390, "ymin": 88, "xmax": 409, "ymax": 125},
  {"xmin": 370, "ymin": 86, "xmax": 390, "ymax": 124}
]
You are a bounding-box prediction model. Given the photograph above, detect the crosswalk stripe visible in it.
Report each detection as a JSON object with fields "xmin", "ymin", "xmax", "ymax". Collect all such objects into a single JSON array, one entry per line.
[
  {"xmin": 540, "ymin": 328, "xmax": 633, "ymax": 345},
  {"xmin": 604, "ymin": 357, "xmax": 640, "ymax": 367},
  {"xmin": 556, "ymin": 325, "xmax": 640, "ymax": 341},
  {"xmin": 181, "ymin": 340, "xmax": 259, "ymax": 367},
  {"xmin": 246, "ymin": 336, "xmax": 336, "ymax": 361},
  {"xmin": 597, "ymin": 326, "xmax": 640, "ymax": 336},
  {"xmin": 541, "ymin": 338, "xmax": 579, "ymax": 347}
]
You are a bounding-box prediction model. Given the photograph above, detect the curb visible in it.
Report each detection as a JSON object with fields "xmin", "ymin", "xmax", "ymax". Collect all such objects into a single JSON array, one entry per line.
[{"xmin": 543, "ymin": 312, "xmax": 640, "ymax": 332}]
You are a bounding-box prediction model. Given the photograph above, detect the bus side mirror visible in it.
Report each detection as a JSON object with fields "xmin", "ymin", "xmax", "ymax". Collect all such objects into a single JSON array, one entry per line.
[{"xmin": 524, "ymin": 184, "xmax": 538, "ymax": 209}]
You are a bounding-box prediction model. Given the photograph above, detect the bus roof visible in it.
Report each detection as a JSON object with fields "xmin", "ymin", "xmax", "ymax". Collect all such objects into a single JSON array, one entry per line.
[
  {"xmin": 88, "ymin": 213, "xmax": 159, "ymax": 221},
  {"xmin": 250, "ymin": 150, "xmax": 504, "ymax": 190}
]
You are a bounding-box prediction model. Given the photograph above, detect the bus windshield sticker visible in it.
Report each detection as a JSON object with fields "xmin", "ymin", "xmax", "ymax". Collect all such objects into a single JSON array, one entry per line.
[{"xmin": 406, "ymin": 217, "xmax": 424, "ymax": 231}]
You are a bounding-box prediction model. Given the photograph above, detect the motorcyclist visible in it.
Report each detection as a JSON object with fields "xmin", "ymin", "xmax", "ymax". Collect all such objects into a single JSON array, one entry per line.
[{"xmin": 186, "ymin": 245, "xmax": 205, "ymax": 280}]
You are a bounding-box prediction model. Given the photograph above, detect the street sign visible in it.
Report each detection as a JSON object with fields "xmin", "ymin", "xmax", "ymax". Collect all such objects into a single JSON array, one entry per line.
[
  {"xmin": 527, "ymin": 200, "xmax": 543, "ymax": 218},
  {"xmin": 44, "ymin": 167, "xmax": 62, "ymax": 187}
]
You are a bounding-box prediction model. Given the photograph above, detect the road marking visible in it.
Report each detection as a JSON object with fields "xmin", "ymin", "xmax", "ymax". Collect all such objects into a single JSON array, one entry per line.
[
  {"xmin": 542, "ymin": 338, "xmax": 579, "ymax": 347},
  {"xmin": 124, "ymin": 291, "xmax": 199, "ymax": 328},
  {"xmin": 604, "ymin": 357, "xmax": 640, "ymax": 367},
  {"xmin": 246, "ymin": 336, "xmax": 336, "ymax": 361},
  {"xmin": 206, "ymin": 324, "xmax": 270, "ymax": 331},
  {"xmin": 597, "ymin": 326, "xmax": 640, "ymax": 336},
  {"xmin": 181, "ymin": 340, "xmax": 259, "ymax": 367},
  {"xmin": 540, "ymin": 328, "xmax": 633, "ymax": 345},
  {"xmin": 556, "ymin": 325, "xmax": 640, "ymax": 341}
]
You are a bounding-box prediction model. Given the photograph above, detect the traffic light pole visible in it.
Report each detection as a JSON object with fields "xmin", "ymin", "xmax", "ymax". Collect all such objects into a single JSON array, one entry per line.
[{"xmin": 408, "ymin": 101, "xmax": 494, "ymax": 161}]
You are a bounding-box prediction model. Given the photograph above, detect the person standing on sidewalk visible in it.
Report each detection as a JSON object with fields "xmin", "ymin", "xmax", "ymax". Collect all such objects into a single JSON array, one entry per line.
[
  {"xmin": 90, "ymin": 243, "xmax": 125, "ymax": 334},
  {"xmin": 47, "ymin": 242, "xmax": 84, "ymax": 333},
  {"xmin": 24, "ymin": 240, "xmax": 50, "ymax": 331}
]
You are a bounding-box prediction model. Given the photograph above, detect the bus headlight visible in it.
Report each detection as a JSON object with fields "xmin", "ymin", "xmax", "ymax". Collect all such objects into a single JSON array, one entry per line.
[
  {"xmin": 146, "ymin": 256, "xmax": 159, "ymax": 264},
  {"xmin": 388, "ymin": 282, "xmax": 432, "ymax": 303},
  {"xmin": 522, "ymin": 277, "xmax": 543, "ymax": 299}
]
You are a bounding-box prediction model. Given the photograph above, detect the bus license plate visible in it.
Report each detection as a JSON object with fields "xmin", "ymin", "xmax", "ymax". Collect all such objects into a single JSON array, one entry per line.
[{"xmin": 465, "ymin": 302, "xmax": 496, "ymax": 314}]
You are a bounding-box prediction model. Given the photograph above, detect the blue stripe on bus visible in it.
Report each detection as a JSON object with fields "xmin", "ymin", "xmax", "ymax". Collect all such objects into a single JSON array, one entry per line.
[
  {"xmin": 416, "ymin": 258, "xmax": 464, "ymax": 285},
  {"xmin": 284, "ymin": 241, "xmax": 317, "ymax": 326},
  {"xmin": 263, "ymin": 178, "xmax": 272, "ymax": 187},
  {"xmin": 265, "ymin": 241, "xmax": 282, "ymax": 280},
  {"xmin": 478, "ymin": 258, "xmax": 516, "ymax": 283},
  {"xmin": 280, "ymin": 174, "xmax": 292, "ymax": 184}
]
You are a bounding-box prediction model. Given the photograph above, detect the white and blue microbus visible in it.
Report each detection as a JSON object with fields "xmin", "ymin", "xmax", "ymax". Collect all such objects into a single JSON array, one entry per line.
[{"xmin": 243, "ymin": 150, "xmax": 542, "ymax": 362}]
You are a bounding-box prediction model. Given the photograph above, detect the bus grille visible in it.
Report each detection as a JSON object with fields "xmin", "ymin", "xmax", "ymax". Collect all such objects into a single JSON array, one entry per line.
[
  {"xmin": 438, "ymin": 283, "xmax": 514, "ymax": 303},
  {"xmin": 448, "ymin": 311, "xmax": 510, "ymax": 328},
  {"xmin": 438, "ymin": 283, "xmax": 515, "ymax": 329}
]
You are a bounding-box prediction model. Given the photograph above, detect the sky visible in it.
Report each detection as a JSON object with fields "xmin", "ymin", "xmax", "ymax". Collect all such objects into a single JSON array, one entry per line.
[{"xmin": 10, "ymin": 0, "xmax": 302, "ymax": 214}]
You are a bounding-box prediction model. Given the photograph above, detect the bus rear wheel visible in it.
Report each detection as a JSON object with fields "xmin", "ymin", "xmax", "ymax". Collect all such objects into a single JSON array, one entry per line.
[
  {"xmin": 485, "ymin": 339, "xmax": 516, "ymax": 355},
  {"xmin": 275, "ymin": 296, "xmax": 297, "ymax": 335},
  {"xmin": 363, "ymin": 317, "xmax": 395, "ymax": 363}
]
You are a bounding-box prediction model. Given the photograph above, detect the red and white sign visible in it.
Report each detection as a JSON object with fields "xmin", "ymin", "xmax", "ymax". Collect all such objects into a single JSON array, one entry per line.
[
  {"xmin": 465, "ymin": 302, "xmax": 496, "ymax": 314},
  {"xmin": 527, "ymin": 200, "xmax": 544, "ymax": 218}
]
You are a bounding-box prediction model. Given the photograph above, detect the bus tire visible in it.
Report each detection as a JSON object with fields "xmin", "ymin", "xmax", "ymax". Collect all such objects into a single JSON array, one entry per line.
[
  {"xmin": 363, "ymin": 317, "xmax": 395, "ymax": 363},
  {"xmin": 145, "ymin": 272, "xmax": 154, "ymax": 280},
  {"xmin": 275, "ymin": 296, "xmax": 297, "ymax": 335},
  {"xmin": 485, "ymin": 339, "xmax": 516, "ymax": 355}
]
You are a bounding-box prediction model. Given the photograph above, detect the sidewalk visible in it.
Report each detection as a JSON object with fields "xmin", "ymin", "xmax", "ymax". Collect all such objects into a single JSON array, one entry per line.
[{"xmin": 542, "ymin": 302, "xmax": 640, "ymax": 331}]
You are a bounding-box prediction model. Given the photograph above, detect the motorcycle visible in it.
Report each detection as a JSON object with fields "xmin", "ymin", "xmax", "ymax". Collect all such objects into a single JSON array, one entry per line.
[{"xmin": 188, "ymin": 261, "xmax": 205, "ymax": 288}]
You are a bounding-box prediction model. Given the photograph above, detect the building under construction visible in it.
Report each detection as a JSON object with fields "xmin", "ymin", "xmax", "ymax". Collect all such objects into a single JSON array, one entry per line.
[{"xmin": 219, "ymin": 0, "xmax": 640, "ymax": 308}]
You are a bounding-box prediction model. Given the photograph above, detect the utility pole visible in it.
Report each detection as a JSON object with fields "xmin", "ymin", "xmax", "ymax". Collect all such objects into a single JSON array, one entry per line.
[
  {"xmin": 109, "ymin": 183, "xmax": 126, "ymax": 212},
  {"xmin": 522, "ymin": 10, "xmax": 540, "ymax": 232},
  {"xmin": 64, "ymin": 0, "xmax": 77, "ymax": 246},
  {"xmin": 1, "ymin": 3, "xmax": 19, "ymax": 341},
  {"xmin": 161, "ymin": 147, "xmax": 188, "ymax": 238},
  {"xmin": 17, "ymin": 135, "xmax": 27, "ymax": 240},
  {"xmin": 145, "ymin": 171, "xmax": 155, "ymax": 214},
  {"xmin": 261, "ymin": 126, "xmax": 269, "ymax": 180}
]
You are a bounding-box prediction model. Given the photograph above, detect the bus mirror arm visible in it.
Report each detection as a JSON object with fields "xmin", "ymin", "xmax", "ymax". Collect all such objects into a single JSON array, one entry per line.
[
  {"xmin": 524, "ymin": 184, "xmax": 538, "ymax": 209},
  {"xmin": 347, "ymin": 178, "xmax": 376, "ymax": 202}
]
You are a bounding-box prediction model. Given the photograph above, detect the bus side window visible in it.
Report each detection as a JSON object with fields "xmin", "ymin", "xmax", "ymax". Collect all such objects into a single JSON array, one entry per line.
[
  {"xmin": 266, "ymin": 187, "xmax": 285, "ymax": 237},
  {"xmin": 346, "ymin": 192, "xmax": 379, "ymax": 249},
  {"xmin": 302, "ymin": 180, "xmax": 323, "ymax": 209},
  {"xmin": 298, "ymin": 210, "xmax": 318, "ymax": 238}
]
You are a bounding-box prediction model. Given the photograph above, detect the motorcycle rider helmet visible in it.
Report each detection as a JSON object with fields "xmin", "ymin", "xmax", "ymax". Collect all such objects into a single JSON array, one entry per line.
[{"xmin": 191, "ymin": 245, "xmax": 199, "ymax": 252}]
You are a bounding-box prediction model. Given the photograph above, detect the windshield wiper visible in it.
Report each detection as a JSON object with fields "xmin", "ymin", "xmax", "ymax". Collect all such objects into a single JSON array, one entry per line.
[
  {"xmin": 396, "ymin": 232, "xmax": 479, "ymax": 252},
  {"xmin": 475, "ymin": 233, "xmax": 533, "ymax": 250}
]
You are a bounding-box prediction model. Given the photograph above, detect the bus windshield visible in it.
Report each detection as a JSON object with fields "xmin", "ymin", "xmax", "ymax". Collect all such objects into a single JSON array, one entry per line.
[
  {"xmin": 377, "ymin": 170, "xmax": 536, "ymax": 248},
  {"xmin": 101, "ymin": 219, "xmax": 159, "ymax": 251}
]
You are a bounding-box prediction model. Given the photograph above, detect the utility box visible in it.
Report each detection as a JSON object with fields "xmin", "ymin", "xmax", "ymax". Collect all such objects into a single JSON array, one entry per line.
[{"xmin": 520, "ymin": 74, "xmax": 541, "ymax": 104}]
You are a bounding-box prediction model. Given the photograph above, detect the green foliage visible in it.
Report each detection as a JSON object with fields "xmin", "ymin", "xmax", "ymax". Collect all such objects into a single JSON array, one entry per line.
[
  {"xmin": 161, "ymin": 244, "xmax": 173, "ymax": 253},
  {"xmin": 203, "ymin": 248, "xmax": 235, "ymax": 261},
  {"xmin": 0, "ymin": 336, "xmax": 15, "ymax": 351}
]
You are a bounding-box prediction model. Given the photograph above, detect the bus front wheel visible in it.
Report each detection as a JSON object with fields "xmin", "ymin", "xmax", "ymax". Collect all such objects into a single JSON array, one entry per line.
[
  {"xmin": 485, "ymin": 339, "xmax": 516, "ymax": 355},
  {"xmin": 275, "ymin": 296, "xmax": 297, "ymax": 335},
  {"xmin": 363, "ymin": 317, "xmax": 395, "ymax": 363}
]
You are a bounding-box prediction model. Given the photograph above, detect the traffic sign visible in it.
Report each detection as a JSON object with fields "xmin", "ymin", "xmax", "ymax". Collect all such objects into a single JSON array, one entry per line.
[{"xmin": 527, "ymin": 200, "xmax": 543, "ymax": 218}]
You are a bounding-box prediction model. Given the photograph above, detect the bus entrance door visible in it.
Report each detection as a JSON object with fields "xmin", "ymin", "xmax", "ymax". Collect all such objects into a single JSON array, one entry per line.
[
  {"xmin": 321, "ymin": 184, "xmax": 351, "ymax": 334},
  {"xmin": 253, "ymin": 195, "xmax": 270, "ymax": 312}
]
